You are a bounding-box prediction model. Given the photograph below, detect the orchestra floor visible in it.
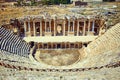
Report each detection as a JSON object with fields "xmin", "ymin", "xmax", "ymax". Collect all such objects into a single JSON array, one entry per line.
[{"xmin": 35, "ymin": 49, "xmax": 80, "ymax": 66}]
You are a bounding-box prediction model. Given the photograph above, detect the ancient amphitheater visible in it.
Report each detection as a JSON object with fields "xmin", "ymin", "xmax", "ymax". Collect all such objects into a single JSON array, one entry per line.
[
  {"xmin": 0, "ymin": 21, "xmax": 120, "ymax": 79},
  {"xmin": 0, "ymin": 1, "xmax": 120, "ymax": 80}
]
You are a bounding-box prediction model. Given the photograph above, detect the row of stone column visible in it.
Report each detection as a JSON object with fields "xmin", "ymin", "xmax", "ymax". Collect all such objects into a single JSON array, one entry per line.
[
  {"xmin": 37, "ymin": 42, "xmax": 83, "ymax": 49},
  {"xmin": 24, "ymin": 19, "xmax": 95, "ymax": 37}
]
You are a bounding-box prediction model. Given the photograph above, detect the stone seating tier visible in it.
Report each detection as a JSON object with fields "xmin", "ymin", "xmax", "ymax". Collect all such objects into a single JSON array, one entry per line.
[
  {"xmin": 0, "ymin": 27, "xmax": 31, "ymax": 57},
  {"xmin": 86, "ymin": 23, "xmax": 120, "ymax": 55}
]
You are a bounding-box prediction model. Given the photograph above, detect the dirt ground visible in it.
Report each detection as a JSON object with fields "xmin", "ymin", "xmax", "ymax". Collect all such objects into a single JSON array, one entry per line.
[
  {"xmin": 0, "ymin": 2, "xmax": 120, "ymax": 25},
  {"xmin": 37, "ymin": 49, "xmax": 80, "ymax": 66}
]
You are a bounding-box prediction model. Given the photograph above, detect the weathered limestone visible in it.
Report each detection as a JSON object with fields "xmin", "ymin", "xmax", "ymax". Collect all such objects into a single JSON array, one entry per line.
[
  {"xmin": 22, "ymin": 15, "xmax": 102, "ymax": 37},
  {"xmin": 63, "ymin": 20, "xmax": 66, "ymax": 36},
  {"xmin": 92, "ymin": 20, "xmax": 95, "ymax": 32},
  {"xmin": 83, "ymin": 20, "xmax": 86, "ymax": 36},
  {"xmin": 28, "ymin": 21, "xmax": 31, "ymax": 36},
  {"xmin": 88, "ymin": 19, "xmax": 90, "ymax": 33},
  {"xmin": 33, "ymin": 21, "xmax": 36, "ymax": 36},
  {"xmin": 24, "ymin": 21, "xmax": 26, "ymax": 37},
  {"xmin": 86, "ymin": 23, "xmax": 120, "ymax": 55}
]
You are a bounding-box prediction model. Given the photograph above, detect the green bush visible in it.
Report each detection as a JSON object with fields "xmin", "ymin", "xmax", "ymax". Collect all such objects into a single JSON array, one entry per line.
[{"xmin": 41, "ymin": 0, "xmax": 71, "ymax": 5}]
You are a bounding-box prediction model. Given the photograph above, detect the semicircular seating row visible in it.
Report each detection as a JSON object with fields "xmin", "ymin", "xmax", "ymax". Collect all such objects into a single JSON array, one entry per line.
[
  {"xmin": 0, "ymin": 27, "xmax": 31, "ymax": 58},
  {"xmin": 0, "ymin": 23, "xmax": 120, "ymax": 70},
  {"xmin": 0, "ymin": 50, "xmax": 37, "ymax": 68},
  {"xmin": 86, "ymin": 23, "xmax": 120, "ymax": 54}
]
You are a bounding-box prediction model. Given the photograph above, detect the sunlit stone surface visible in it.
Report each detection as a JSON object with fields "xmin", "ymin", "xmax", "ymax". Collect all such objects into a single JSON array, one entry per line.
[{"xmin": 0, "ymin": 0, "xmax": 120, "ymax": 80}]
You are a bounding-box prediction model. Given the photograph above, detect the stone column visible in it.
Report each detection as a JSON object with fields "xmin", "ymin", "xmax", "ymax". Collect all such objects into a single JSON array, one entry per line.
[
  {"xmin": 47, "ymin": 43, "xmax": 48, "ymax": 49},
  {"xmin": 63, "ymin": 20, "xmax": 66, "ymax": 36},
  {"xmin": 40, "ymin": 21, "xmax": 42, "ymax": 36},
  {"xmin": 69, "ymin": 42, "xmax": 70, "ymax": 48},
  {"xmin": 37, "ymin": 43, "xmax": 39, "ymax": 50},
  {"xmin": 28, "ymin": 21, "xmax": 31, "ymax": 36},
  {"xmin": 88, "ymin": 19, "xmax": 91, "ymax": 33},
  {"xmin": 78, "ymin": 43, "xmax": 80, "ymax": 48},
  {"xmin": 65, "ymin": 43, "xmax": 66, "ymax": 49},
  {"xmin": 83, "ymin": 20, "xmax": 86, "ymax": 36},
  {"xmin": 33, "ymin": 21, "xmax": 36, "ymax": 36},
  {"xmin": 24, "ymin": 21, "xmax": 26, "ymax": 37},
  {"xmin": 92, "ymin": 20, "xmax": 95, "ymax": 32},
  {"xmin": 42, "ymin": 43, "xmax": 44, "ymax": 49},
  {"xmin": 68, "ymin": 20, "xmax": 70, "ymax": 35},
  {"xmin": 60, "ymin": 43, "xmax": 62, "ymax": 49},
  {"xmin": 54, "ymin": 20, "xmax": 56, "ymax": 36},
  {"xmin": 77, "ymin": 20, "xmax": 79, "ymax": 36},
  {"xmin": 74, "ymin": 43, "xmax": 75, "ymax": 48},
  {"xmin": 51, "ymin": 43, "xmax": 53, "ymax": 49},
  {"xmin": 55, "ymin": 43, "xmax": 57, "ymax": 49}
]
